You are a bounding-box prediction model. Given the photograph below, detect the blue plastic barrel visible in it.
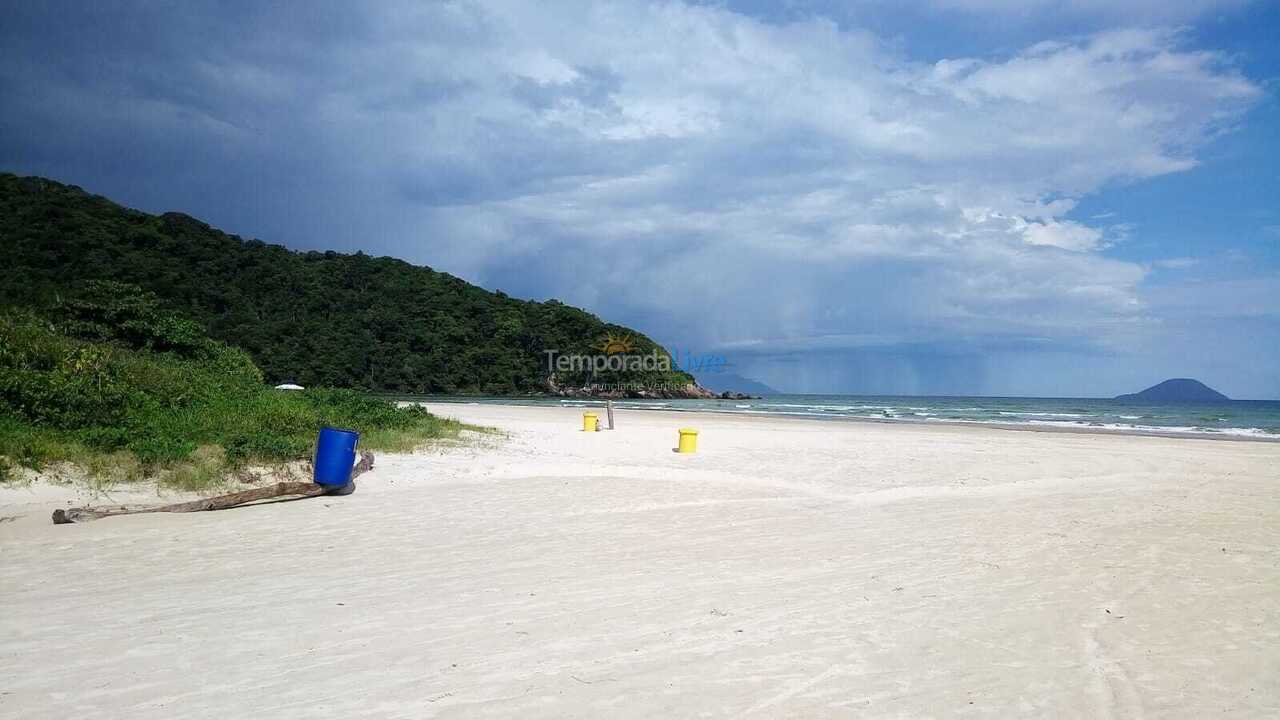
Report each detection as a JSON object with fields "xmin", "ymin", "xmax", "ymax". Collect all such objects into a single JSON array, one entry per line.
[{"xmin": 314, "ymin": 427, "xmax": 359, "ymax": 487}]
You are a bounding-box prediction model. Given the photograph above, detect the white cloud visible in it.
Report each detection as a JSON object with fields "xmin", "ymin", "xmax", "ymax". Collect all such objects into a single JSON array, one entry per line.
[
  {"xmin": 925, "ymin": 0, "xmax": 1253, "ymax": 23},
  {"xmin": 1022, "ymin": 220, "xmax": 1105, "ymax": 252},
  {"xmin": 1152, "ymin": 257, "xmax": 1198, "ymax": 270},
  {"xmin": 0, "ymin": 0, "xmax": 1268, "ymax": 393},
  {"xmin": 376, "ymin": 5, "xmax": 1255, "ymax": 354}
]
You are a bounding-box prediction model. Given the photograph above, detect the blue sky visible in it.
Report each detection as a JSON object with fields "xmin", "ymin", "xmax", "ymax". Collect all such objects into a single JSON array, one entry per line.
[{"xmin": 3, "ymin": 1, "xmax": 1278, "ymax": 398}]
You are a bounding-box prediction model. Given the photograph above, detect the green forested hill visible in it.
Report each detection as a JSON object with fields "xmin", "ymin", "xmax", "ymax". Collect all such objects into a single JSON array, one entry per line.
[{"xmin": 0, "ymin": 173, "xmax": 698, "ymax": 395}]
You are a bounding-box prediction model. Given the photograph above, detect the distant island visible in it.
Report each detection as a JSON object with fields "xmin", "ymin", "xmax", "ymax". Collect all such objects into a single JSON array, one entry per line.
[
  {"xmin": 1115, "ymin": 378, "xmax": 1229, "ymax": 403},
  {"xmin": 691, "ymin": 371, "xmax": 778, "ymax": 397}
]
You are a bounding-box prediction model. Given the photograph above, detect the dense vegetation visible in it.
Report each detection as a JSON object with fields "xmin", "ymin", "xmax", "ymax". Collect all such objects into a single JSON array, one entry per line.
[
  {"xmin": 0, "ymin": 173, "xmax": 698, "ymax": 395},
  {"xmin": 0, "ymin": 283, "xmax": 463, "ymax": 488}
]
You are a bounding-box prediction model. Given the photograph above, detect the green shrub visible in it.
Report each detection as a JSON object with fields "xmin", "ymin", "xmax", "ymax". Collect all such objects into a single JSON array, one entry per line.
[
  {"xmin": 0, "ymin": 291, "xmax": 467, "ymax": 489},
  {"xmin": 0, "ymin": 412, "xmax": 85, "ymax": 473},
  {"xmin": 75, "ymin": 425, "xmax": 130, "ymax": 451},
  {"xmin": 221, "ymin": 428, "xmax": 311, "ymax": 464},
  {"xmin": 127, "ymin": 433, "xmax": 199, "ymax": 465},
  {"xmin": 55, "ymin": 280, "xmax": 210, "ymax": 356}
]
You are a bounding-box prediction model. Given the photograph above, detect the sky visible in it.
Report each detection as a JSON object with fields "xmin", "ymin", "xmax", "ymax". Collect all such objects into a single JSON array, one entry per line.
[{"xmin": 2, "ymin": 1, "xmax": 1278, "ymax": 399}]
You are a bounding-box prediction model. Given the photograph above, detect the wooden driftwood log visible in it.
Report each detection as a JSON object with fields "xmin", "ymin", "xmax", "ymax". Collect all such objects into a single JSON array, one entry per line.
[{"xmin": 52, "ymin": 450, "xmax": 375, "ymax": 525}]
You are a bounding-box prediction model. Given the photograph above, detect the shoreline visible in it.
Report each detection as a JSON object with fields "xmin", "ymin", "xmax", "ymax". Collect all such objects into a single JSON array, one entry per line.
[{"xmin": 413, "ymin": 398, "xmax": 1280, "ymax": 443}]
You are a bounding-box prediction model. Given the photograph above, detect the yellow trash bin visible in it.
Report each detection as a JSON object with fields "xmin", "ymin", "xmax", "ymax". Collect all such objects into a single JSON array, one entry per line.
[
  {"xmin": 677, "ymin": 427, "xmax": 698, "ymax": 453},
  {"xmin": 583, "ymin": 412, "xmax": 599, "ymax": 432}
]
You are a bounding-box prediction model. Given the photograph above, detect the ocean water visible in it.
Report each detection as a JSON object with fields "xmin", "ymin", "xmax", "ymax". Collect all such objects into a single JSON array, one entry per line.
[{"xmin": 407, "ymin": 394, "xmax": 1280, "ymax": 439}]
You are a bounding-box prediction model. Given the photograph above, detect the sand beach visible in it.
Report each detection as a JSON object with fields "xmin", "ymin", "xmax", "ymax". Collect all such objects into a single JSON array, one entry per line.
[{"xmin": 2, "ymin": 403, "xmax": 1279, "ymax": 718}]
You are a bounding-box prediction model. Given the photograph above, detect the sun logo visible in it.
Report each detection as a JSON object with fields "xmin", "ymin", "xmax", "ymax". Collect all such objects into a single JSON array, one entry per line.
[{"xmin": 594, "ymin": 332, "xmax": 636, "ymax": 355}]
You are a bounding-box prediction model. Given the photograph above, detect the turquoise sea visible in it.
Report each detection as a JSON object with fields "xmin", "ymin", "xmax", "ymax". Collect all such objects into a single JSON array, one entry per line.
[{"xmin": 408, "ymin": 394, "xmax": 1280, "ymax": 439}]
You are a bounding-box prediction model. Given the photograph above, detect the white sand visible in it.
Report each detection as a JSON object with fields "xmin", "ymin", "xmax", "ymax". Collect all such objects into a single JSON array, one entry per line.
[{"xmin": 2, "ymin": 403, "xmax": 1279, "ymax": 718}]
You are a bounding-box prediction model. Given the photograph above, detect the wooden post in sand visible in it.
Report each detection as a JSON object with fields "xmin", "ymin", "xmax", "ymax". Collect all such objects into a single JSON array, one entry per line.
[{"xmin": 52, "ymin": 451, "xmax": 374, "ymax": 524}]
